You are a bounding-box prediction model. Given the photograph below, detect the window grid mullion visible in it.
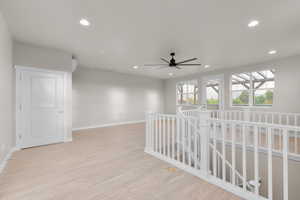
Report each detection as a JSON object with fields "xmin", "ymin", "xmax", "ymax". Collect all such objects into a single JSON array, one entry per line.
[{"xmin": 249, "ymin": 73, "xmax": 254, "ymax": 106}]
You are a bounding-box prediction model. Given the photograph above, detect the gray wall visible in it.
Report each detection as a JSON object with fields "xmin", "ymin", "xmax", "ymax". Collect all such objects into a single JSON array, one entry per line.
[
  {"xmin": 165, "ymin": 55, "xmax": 300, "ymax": 114},
  {"xmin": 13, "ymin": 41, "xmax": 73, "ymax": 72},
  {"xmin": 72, "ymin": 67, "xmax": 165, "ymax": 129},
  {"xmin": 0, "ymin": 12, "xmax": 13, "ymax": 165}
]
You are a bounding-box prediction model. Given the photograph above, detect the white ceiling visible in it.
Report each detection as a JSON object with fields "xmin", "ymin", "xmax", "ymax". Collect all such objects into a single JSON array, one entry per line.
[{"xmin": 1, "ymin": 0, "xmax": 300, "ymax": 79}]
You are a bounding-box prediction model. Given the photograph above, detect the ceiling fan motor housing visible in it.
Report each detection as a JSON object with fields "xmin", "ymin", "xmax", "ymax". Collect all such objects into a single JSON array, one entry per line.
[{"xmin": 170, "ymin": 52, "xmax": 176, "ymax": 66}]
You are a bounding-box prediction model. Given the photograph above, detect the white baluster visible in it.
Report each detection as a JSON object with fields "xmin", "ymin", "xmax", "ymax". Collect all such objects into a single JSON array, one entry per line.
[
  {"xmin": 151, "ymin": 113, "xmax": 154, "ymax": 151},
  {"xmin": 167, "ymin": 116, "xmax": 170, "ymax": 158},
  {"xmin": 267, "ymin": 127, "xmax": 273, "ymax": 200},
  {"xmin": 279, "ymin": 131, "xmax": 282, "ymax": 151},
  {"xmin": 182, "ymin": 117, "xmax": 186, "ymax": 164},
  {"xmin": 155, "ymin": 114, "xmax": 158, "ymax": 152},
  {"xmin": 163, "ymin": 116, "xmax": 166, "ymax": 156},
  {"xmin": 254, "ymin": 126, "xmax": 259, "ymax": 195},
  {"xmin": 159, "ymin": 116, "xmax": 162, "ymax": 154},
  {"xmin": 222, "ymin": 122, "xmax": 226, "ymax": 181},
  {"xmin": 188, "ymin": 118, "xmax": 192, "ymax": 167},
  {"xmin": 193, "ymin": 119, "xmax": 197, "ymax": 169},
  {"xmin": 172, "ymin": 117, "xmax": 175, "ymax": 160},
  {"xmin": 296, "ymin": 131, "xmax": 298, "ymax": 154},
  {"xmin": 232, "ymin": 123, "xmax": 236, "ymax": 185},
  {"xmin": 213, "ymin": 122, "xmax": 217, "ymax": 176},
  {"xmin": 145, "ymin": 113, "xmax": 149, "ymax": 151},
  {"xmin": 218, "ymin": 155, "xmax": 221, "ymax": 177},
  {"xmin": 176, "ymin": 116, "xmax": 180, "ymax": 161},
  {"xmin": 294, "ymin": 131, "xmax": 297, "ymax": 154},
  {"xmin": 282, "ymin": 129, "xmax": 289, "ymax": 200},
  {"xmin": 242, "ymin": 124, "xmax": 247, "ymax": 191}
]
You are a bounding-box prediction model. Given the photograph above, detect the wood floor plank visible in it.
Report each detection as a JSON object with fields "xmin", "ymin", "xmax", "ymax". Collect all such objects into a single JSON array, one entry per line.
[{"xmin": 0, "ymin": 123, "xmax": 240, "ymax": 200}]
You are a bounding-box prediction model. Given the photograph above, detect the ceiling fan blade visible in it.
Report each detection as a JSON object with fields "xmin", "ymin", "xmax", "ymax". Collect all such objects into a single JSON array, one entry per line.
[
  {"xmin": 176, "ymin": 58, "xmax": 198, "ymax": 65},
  {"xmin": 143, "ymin": 64, "xmax": 169, "ymax": 67},
  {"xmin": 142, "ymin": 65, "xmax": 169, "ymax": 69},
  {"xmin": 175, "ymin": 66, "xmax": 182, "ymax": 69},
  {"xmin": 147, "ymin": 66, "xmax": 169, "ymax": 70},
  {"xmin": 160, "ymin": 58, "xmax": 170, "ymax": 64},
  {"xmin": 178, "ymin": 64, "xmax": 202, "ymax": 66}
]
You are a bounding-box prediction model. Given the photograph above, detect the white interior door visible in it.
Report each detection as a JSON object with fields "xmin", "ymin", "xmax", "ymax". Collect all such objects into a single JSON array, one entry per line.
[
  {"xmin": 201, "ymin": 75, "xmax": 224, "ymax": 110},
  {"xmin": 18, "ymin": 68, "xmax": 65, "ymax": 148}
]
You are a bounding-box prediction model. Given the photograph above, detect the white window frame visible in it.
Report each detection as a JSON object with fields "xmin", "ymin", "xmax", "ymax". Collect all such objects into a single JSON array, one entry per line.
[
  {"xmin": 230, "ymin": 69, "xmax": 275, "ymax": 108},
  {"xmin": 201, "ymin": 74, "xmax": 225, "ymax": 110},
  {"xmin": 176, "ymin": 80, "xmax": 199, "ymax": 106}
]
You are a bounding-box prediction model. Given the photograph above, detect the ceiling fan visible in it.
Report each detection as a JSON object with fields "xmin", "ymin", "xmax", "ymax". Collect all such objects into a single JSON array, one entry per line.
[{"xmin": 143, "ymin": 52, "xmax": 201, "ymax": 69}]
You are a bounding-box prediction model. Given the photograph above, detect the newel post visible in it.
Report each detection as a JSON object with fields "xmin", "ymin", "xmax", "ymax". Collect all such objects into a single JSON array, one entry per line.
[{"xmin": 199, "ymin": 110, "xmax": 211, "ymax": 176}]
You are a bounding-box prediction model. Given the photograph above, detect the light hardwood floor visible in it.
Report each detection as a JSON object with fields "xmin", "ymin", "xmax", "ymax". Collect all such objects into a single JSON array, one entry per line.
[{"xmin": 0, "ymin": 123, "xmax": 240, "ymax": 200}]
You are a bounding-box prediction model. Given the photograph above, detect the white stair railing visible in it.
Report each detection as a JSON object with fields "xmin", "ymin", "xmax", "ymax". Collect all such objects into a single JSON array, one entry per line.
[
  {"xmin": 183, "ymin": 108, "xmax": 300, "ymax": 157},
  {"xmin": 145, "ymin": 112, "xmax": 203, "ymax": 170},
  {"xmin": 178, "ymin": 108, "xmax": 252, "ymax": 190},
  {"xmin": 145, "ymin": 112, "xmax": 267, "ymax": 200},
  {"xmin": 177, "ymin": 107, "xmax": 210, "ymax": 172},
  {"xmin": 208, "ymin": 119, "xmax": 295, "ymax": 200},
  {"xmin": 145, "ymin": 109, "xmax": 298, "ymax": 200},
  {"xmin": 209, "ymin": 142, "xmax": 252, "ymax": 189}
]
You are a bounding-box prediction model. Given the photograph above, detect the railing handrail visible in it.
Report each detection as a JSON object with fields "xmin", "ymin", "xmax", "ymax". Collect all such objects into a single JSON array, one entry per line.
[
  {"xmin": 209, "ymin": 143, "xmax": 252, "ymax": 188},
  {"xmin": 212, "ymin": 109, "xmax": 300, "ymax": 116},
  {"xmin": 181, "ymin": 108, "xmax": 300, "ymax": 129},
  {"xmin": 208, "ymin": 118, "xmax": 300, "ymax": 131}
]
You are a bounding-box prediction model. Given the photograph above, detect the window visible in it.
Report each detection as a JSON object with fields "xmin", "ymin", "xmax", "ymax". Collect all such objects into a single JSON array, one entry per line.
[
  {"xmin": 177, "ymin": 80, "xmax": 199, "ymax": 105},
  {"xmin": 206, "ymin": 80, "xmax": 220, "ymax": 108},
  {"xmin": 231, "ymin": 69, "xmax": 275, "ymax": 107}
]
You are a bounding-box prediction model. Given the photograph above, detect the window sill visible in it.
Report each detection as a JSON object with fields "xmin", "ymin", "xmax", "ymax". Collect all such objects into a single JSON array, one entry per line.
[
  {"xmin": 230, "ymin": 105, "xmax": 273, "ymax": 109},
  {"xmin": 176, "ymin": 104, "xmax": 199, "ymax": 107}
]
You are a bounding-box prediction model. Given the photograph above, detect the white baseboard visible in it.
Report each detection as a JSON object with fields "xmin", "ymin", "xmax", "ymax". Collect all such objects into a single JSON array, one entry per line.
[
  {"xmin": 64, "ymin": 138, "xmax": 73, "ymax": 143},
  {"xmin": 72, "ymin": 120, "xmax": 146, "ymax": 131},
  {"xmin": 0, "ymin": 147, "xmax": 18, "ymax": 174}
]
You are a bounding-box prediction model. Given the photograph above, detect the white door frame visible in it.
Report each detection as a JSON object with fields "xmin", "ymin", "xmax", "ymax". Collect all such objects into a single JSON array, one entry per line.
[
  {"xmin": 201, "ymin": 74, "xmax": 225, "ymax": 110},
  {"xmin": 15, "ymin": 66, "xmax": 70, "ymax": 149}
]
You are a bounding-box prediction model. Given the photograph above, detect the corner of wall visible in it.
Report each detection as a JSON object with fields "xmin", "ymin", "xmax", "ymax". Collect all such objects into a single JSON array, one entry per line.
[{"xmin": 0, "ymin": 11, "xmax": 15, "ymax": 173}]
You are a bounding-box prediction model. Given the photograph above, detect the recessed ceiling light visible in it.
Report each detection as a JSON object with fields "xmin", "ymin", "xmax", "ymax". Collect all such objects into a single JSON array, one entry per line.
[
  {"xmin": 204, "ymin": 65, "xmax": 211, "ymax": 68},
  {"xmin": 133, "ymin": 65, "xmax": 139, "ymax": 69},
  {"xmin": 168, "ymin": 73, "xmax": 173, "ymax": 76},
  {"xmin": 248, "ymin": 20, "xmax": 259, "ymax": 28},
  {"xmin": 79, "ymin": 18, "xmax": 90, "ymax": 26},
  {"xmin": 268, "ymin": 50, "xmax": 277, "ymax": 55}
]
